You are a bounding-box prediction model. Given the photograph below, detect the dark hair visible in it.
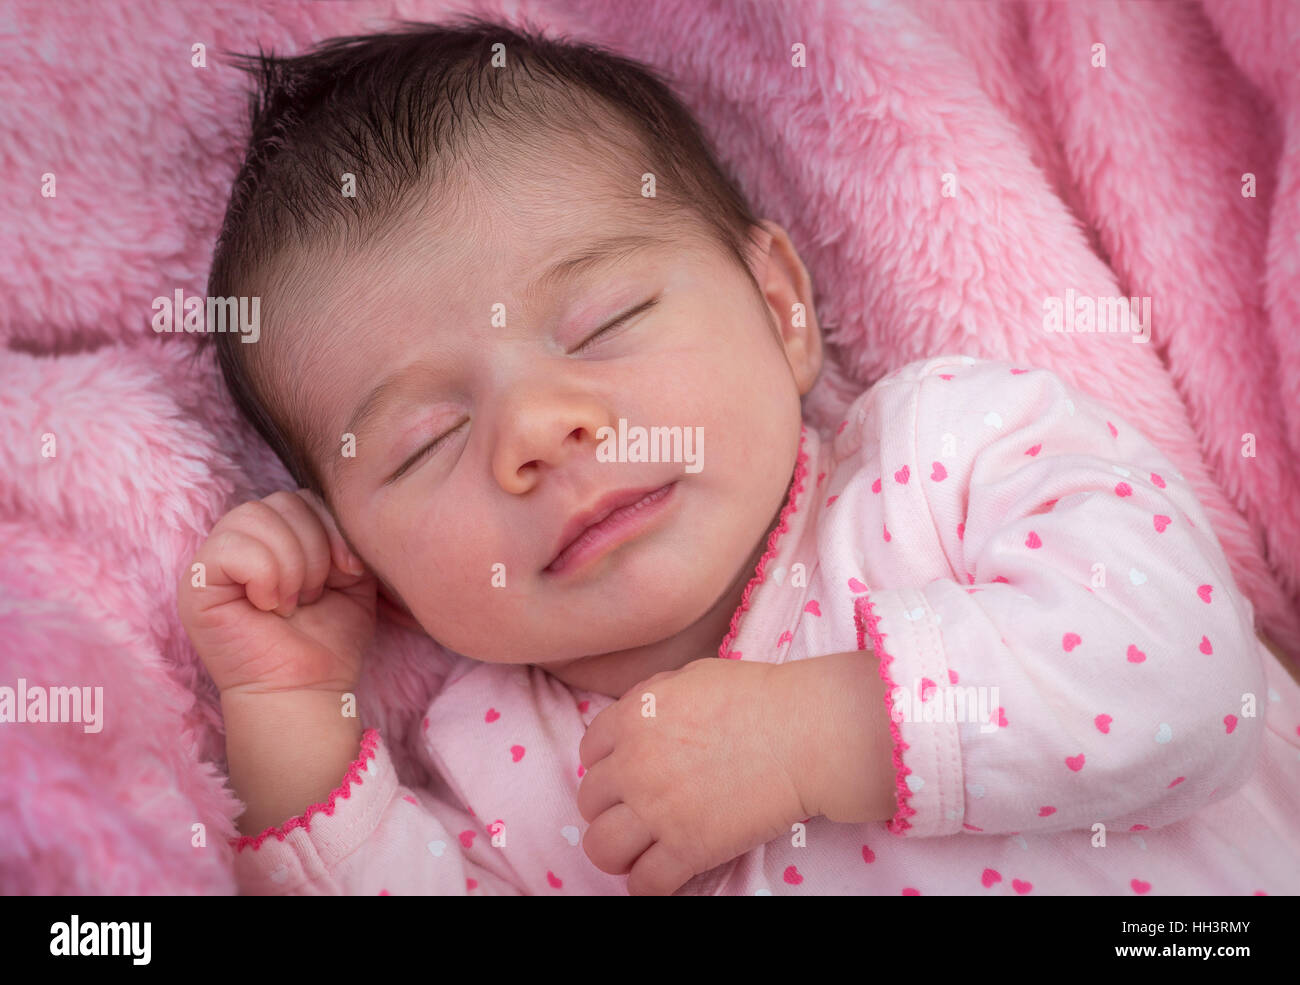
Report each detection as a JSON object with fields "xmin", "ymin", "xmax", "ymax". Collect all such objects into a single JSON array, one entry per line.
[{"xmin": 204, "ymin": 15, "xmax": 764, "ymax": 503}]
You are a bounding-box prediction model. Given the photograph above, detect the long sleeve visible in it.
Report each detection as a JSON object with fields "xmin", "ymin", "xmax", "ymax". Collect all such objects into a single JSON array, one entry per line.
[
  {"xmin": 229, "ymin": 728, "xmax": 524, "ymax": 895},
  {"xmin": 850, "ymin": 356, "xmax": 1267, "ymax": 839}
]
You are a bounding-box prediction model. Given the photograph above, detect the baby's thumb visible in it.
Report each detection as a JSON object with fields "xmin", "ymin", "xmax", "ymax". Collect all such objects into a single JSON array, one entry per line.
[{"xmin": 294, "ymin": 489, "xmax": 367, "ymax": 578}]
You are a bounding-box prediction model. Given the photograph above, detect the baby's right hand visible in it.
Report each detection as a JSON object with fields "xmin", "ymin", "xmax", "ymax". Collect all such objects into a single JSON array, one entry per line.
[{"xmin": 178, "ymin": 489, "xmax": 377, "ymax": 699}]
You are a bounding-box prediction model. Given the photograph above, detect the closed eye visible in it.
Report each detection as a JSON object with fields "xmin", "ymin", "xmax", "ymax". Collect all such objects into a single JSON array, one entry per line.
[
  {"xmin": 387, "ymin": 418, "xmax": 468, "ymax": 483},
  {"xmin": 572, "ymin": 296, "xmax": 659, "ymax": 354}
]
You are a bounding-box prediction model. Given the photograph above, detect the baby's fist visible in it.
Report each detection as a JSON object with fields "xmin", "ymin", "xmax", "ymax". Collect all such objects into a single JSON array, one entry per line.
[
  {"xmin": 178, "ymin": 489, "xmax": 377, "ymax": 697},
  {"xmin": 576, "ymin": 658, "xmax": 807, "ymax": 895}
]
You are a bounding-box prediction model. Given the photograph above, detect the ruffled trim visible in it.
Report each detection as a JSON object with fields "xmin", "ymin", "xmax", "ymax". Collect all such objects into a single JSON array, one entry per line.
[
  {"xmin": 854, "ymin": 595, "xmax": 917, "ymax": 835},
  {"xmin": 717, "ymin": 425, "xmax": 811, "ymax": 660},
  {"xmin": 230, "ymin": 727, "xmax": 381, "ymax": 852}
]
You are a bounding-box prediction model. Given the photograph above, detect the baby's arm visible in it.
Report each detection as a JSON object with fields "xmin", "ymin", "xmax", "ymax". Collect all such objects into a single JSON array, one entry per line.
[
  {"xmin": 179, "ymin": 489, "xmax": 520, "ymax": 894},
  {"xmin": 831, "ymin": 357, "xmax": 1267, "ymax": 838},
  {"xmin": 229, "ymin": 723, "xmax": 521, "ymax": 895}
]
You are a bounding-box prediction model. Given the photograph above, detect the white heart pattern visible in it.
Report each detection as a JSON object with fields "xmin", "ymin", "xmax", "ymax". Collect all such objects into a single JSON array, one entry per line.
[
  {"xmin": 1129, "ymin": 568, "xmax": 1148, "ymax": 586},
  {"xmin": 1155, "ymin": 722, "xmax": 1172, "ymax": 744},
  {"xmin": 771, "ymin": 565, "xmax": 787, "ymax": 587},
  {"xmin": 905, "ymin": 773, "xmax": 926, "ymax": 793},
  {"xmin": 427, "ymin": 839, "xmax": 446, "ymax": 857},
  {"xmin": 983, "ymin": 411, "xmax": 1004, "ymax": 429},
  {"xmin": 561, "ymin": 825, "xmax": 580, "ymax": 846}
]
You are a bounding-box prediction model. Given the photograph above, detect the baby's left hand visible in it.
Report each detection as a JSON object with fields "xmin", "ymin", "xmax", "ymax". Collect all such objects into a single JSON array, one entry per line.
[{"xmin": 577, "ymin": 657, "xmax": 807, "ymax": 895}]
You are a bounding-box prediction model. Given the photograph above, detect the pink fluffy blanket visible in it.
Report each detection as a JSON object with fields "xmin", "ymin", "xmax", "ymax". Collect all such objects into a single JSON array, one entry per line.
[{"xmin": 2, "ymin": 0, "xmax": 1296, "ymax": 893}]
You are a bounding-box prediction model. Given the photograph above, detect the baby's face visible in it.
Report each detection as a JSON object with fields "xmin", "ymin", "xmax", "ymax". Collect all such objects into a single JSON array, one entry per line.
[{"xmin": 272, "ymin": 154, "xmax": 820, "ymax": 688}]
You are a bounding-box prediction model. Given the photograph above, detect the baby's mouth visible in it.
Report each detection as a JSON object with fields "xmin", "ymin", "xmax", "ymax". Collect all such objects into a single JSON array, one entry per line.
[{"xmin": 543, "ymin": 482, "xmax": 678, "ymax": 577}]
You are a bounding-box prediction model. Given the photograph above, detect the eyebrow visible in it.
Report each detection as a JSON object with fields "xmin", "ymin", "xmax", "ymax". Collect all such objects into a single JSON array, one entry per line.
[
  {"xmin": 333, "ymin": 232, "xmax": 672, "ymax": 479},
  {"xmin": 527, "ymin": 232, "xmax": 673, "ymax": 301}
]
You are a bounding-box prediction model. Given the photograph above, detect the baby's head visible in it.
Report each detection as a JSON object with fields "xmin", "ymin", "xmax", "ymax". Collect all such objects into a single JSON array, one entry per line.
[{"xmin": 206, "ymin": 18, "xmax": 823, "ymax": 685}]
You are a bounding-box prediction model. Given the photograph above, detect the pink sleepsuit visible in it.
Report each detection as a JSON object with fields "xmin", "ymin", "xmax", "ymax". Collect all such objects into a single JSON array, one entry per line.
[{"xmin": 230, "ymin": 355, "xmax": 1300, "ymax": 895}]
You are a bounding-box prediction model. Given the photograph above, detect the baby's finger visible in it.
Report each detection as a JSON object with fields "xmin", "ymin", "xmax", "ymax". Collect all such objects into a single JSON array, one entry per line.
[
  {"xmin": 577, "ymin": 704, "xmax": 619, "ymax": 770},
  {"xmin": 581, "ymin": 803, "xmax": 653, "ymax": 876},
  {"xmin": 261, "ymin": 490, "xmax": 332, "ymax": 605},
  {"xmin": 202, "ymin": 528, "xmax": 282, "ymax": 613},
  {"xmin": 575, "ymin": 756, "xmax": 621, "ymax": 824},
  {"xmin": 295, "ymin": 489, "xmax": 367, "ymax": 579},
  {"xmin": 625, "ymin": 841, "xmax": 695, "ymax": 897},
  {"xmin": 218, "ymin": 500, "xmax": 308, "ymax": 615}
]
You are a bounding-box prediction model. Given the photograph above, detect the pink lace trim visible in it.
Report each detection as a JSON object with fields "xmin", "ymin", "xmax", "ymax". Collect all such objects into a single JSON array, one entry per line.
[
  {"xmin": 717, "ymin": 425, "xmax": 810, "ymax": 659},
  {"xmin": 230, "ymin": 727, "xmax": 381, "ymax": 852},
  {"xmin": 854, "ymin": 595, "xmax": 916, "ymax": 835}
]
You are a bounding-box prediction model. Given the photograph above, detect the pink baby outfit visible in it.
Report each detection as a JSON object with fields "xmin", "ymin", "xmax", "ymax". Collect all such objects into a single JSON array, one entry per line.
[{"xmin": 230, "ymin": 356, "xmax": 1300, "ymax": 895}]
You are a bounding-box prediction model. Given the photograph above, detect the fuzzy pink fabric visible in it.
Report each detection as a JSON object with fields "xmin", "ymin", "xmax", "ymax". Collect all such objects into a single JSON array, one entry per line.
[{"xmin": 2, "ymin": 0, "xmax": 1296, "ymax": 893}]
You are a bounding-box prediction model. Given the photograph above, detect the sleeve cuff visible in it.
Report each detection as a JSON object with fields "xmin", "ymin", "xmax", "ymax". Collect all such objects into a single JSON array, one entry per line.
[
  {"xmin": 229, "ymin": 727, "xmax": 397, "ymax": 893},
  {"xmin": 854, "ymin": 588, "xmax": 965, "ymax": 837}
]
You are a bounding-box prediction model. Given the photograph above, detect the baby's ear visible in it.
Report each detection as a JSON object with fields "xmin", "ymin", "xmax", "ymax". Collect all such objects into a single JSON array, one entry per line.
[{"xmin": 377, "ymin": 584, "xmax": 426, "ymax": 633}]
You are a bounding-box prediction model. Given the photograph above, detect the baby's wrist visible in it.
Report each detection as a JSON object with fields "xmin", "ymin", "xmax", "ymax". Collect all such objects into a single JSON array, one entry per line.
[
  {"xmin": 220, "ymin": 688, "xmax": 365, "ymax": 837},
  {"xmin": 773, "ymin": 651, "xmax": 897, "ymax": 824}
]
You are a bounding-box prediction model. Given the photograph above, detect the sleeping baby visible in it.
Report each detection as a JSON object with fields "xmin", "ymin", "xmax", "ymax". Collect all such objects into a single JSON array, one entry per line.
[{"xmin": 180, "ymin": 17, "xmax": 1300, "ymax": 894}]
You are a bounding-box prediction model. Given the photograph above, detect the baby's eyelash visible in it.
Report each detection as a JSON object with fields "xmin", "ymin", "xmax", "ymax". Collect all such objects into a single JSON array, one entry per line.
[
  {"xmin": 573, "ymin": 296, "xmax": 659, "ymax": 354},
  {"xmin": 388, "ymin": 419, "xmax": 467, "ymax": 482}
]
